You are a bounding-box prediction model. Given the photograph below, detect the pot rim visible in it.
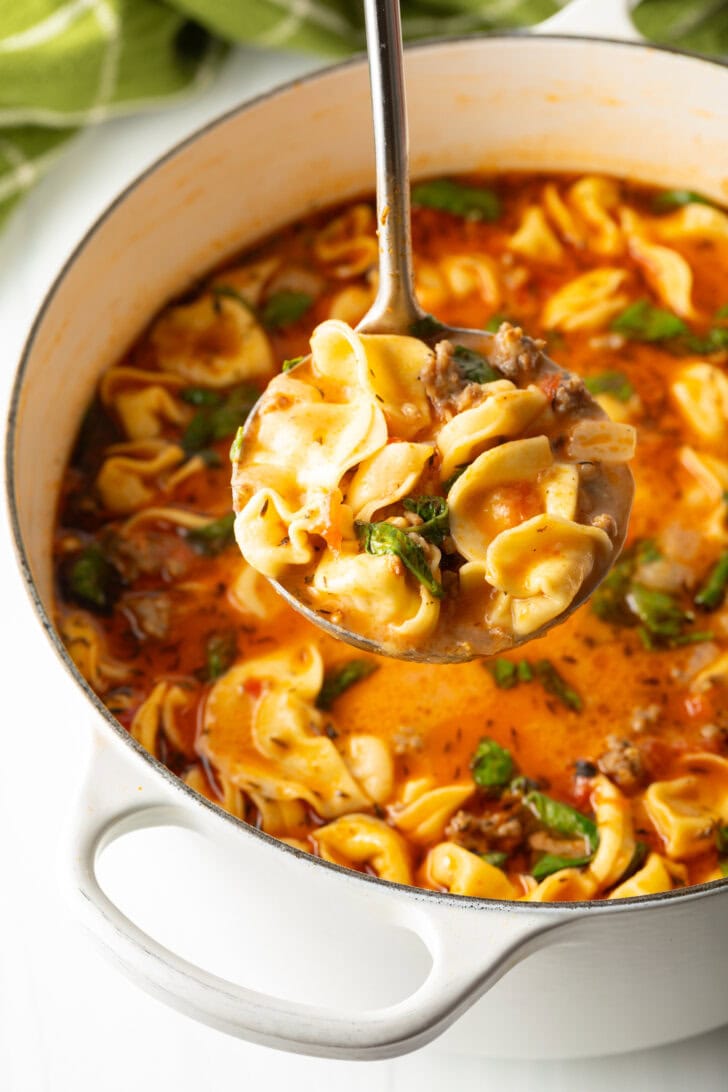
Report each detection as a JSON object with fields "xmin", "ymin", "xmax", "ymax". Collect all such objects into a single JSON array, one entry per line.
[{"xmin": 7, "ymin": 31, "xmax": 728, "ymax": 916}]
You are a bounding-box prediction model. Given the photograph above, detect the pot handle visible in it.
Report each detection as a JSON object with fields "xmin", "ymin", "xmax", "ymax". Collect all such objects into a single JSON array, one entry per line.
[
  {"xmin": 533, "ymin": 0, "xmax": 643, "ymax": 42},
  {"xmin": 64, "ymin": 731, "xmax": 572, "ymax": 1059}
]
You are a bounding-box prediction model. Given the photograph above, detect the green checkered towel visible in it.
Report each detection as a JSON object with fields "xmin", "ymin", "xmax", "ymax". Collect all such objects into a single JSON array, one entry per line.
[{"xmin": 1, "ymin": 1, "xmax": 726, "ymax": 227}]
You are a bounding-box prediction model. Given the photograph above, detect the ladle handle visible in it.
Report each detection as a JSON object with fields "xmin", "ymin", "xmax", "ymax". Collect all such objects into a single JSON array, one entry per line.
[{"xmin": 358, "ymin": 0, "xmax": 425, "ymax": 334}]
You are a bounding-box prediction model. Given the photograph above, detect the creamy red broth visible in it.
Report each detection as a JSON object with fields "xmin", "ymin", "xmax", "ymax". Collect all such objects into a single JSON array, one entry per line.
[{"xmin": 53, "ymin": 173, "xmax": 728, "ymax": 900}]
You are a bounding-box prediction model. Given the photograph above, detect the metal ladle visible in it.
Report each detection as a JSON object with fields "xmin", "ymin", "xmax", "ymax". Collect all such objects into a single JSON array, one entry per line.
[{"xmin": 236, "ymin": 0, "xmax": 634, "ymax": 662}]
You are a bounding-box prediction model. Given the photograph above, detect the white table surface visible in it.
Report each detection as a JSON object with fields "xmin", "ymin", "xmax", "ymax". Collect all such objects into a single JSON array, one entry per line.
[{"xmin": 2, "ymin": 43, "xmax": 727, "ymax": 1092}]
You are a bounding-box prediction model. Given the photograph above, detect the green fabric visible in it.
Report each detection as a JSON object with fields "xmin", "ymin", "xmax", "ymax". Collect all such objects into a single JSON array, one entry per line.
[{"xmin": 0, "ymin": 0, "xmax": 725, "ymax": 227}]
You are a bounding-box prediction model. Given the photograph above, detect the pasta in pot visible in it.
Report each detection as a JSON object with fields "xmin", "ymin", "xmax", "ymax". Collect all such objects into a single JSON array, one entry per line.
[{"xmin": 53, "ymin": 172, "xmax": 728, "ymax": 902}]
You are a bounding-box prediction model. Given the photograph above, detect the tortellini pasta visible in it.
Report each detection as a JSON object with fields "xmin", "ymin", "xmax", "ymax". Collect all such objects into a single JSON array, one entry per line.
[
  {"xmin": 232, "ymin": 319, "xmax": 631, "ymax": 656},
  {"xmin": 448, "ymin": 439, "xmax": 612, "ymax": 636},
  {"xmin": 678, "ymin": 446, "xmax": 728, "ymax": 542},
  {"xmin": 413, "ymin": 254, "xmax": 501, "ymax": 314},
  {"xmin": 568, "ymin": 177, "xmax": 623, "ymax": 257},
  {"xmin": 151, "ymin": 290, "xmax": 274, "ymax": 387},
  {"xmin": 313, "ymin": 204, "xmax": 378, "ymax": 278},
  {"xmin": 485, "ymin": 514, "xmax": 611, "ymax": 636},
  {"xmin": 100, "ymin": 367, "xmax": 190, "ymax": 440},
  {"xmin": 390, "ymin": 780, "xmax": 474, "ymax": 844},
  {"xmin": 199, "ymin": 645, "xmax": 374, "ymax": 822},
  {"xmin": 346, "ymin": 442, "xmax": 435, "ymax": 522},
  {"xmin": 314, "ymin": 815, "xmax": 412, "ymax": 884},
  {"xmin": 608, "ymin": 854, "xmax": 685, "ymax": 899},
  {"xmin": 130, "ymin": 680, "xmax": 194, "ymax": 758},
  {"xmin": 672, "ymin": 363, "xmax": 728, "ymax": 444},
  {"xmin": 60, "ymin": 612, "xmax": 130, "ymax": 691},
  {"xmin": 422, "ymin": 842, "xmax": 517, "ymax": 899},
  {"xmin": 645, "ymin": 755, "xmax": 728, "ymax": 861},
  {"xmin": 436, "ymin": 382, "xmax": 547, "ymax": 480},
  {"xmin": 540, "ymin": 177, "xmax": 623, "ymax": 255},
  {"xmin": 542, "ymin": 268, "xmax": 630, "ymax": 331},
  {"xmin": 508, "ymin": 206, "xmax": 564, "ymax": 264},
  {"xmin": 95, "ymin": 439, "xmax": 186, "ymax": 514},
  {"xmin": 228, "ymin": 561, "xmax": 286, "ymax": 620}
]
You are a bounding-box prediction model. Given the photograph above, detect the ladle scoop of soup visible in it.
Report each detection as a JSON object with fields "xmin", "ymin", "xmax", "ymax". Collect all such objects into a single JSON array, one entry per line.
[{"xmin": 231, "ymin": 318, "xmax": 635, "ymax": 661}]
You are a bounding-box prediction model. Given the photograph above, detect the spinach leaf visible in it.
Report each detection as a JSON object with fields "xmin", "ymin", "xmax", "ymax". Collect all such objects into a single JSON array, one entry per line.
[
  {"xmin": 181, "ymin": 411, "xmax": 214, "ymax": 455},
  {"xmin": 591, "ymin": 554, "xmax": 641, "ymax": 626},
  {"xmin": 471, "ymin": 737, "xmax": 515, "ymax": 791},
  {"xmin": 584, "ymin": 370, "xmax": 634, "ymax": 402},
  {"xmin": 409, "ymin": 314, "xmax": 446, "ymax": 340},
  {"xmin": 261, "ymin": 291, "xmax": 312, "ymax": 329},
  {"xmin": 62, "ymin": 544, "xmax": 122, "ymax": 614},
  {"xmin": 452, "ymin": 344, "xmax": 500, "ymax": 384},
  {"xmin": 485, "ymin": 658, "xmax": 519, "ymax": 689},
  {"xmin": 402, "ymin": 495, "xmax": 449, "ymax": 545},
  {"xmin": 186, "ymin": 512, "xmax": 236, "ymax": 556},
  {"xmin": 402, "ymin": 495, "xmax": 446, "ymax": 524},
  {"xmin": 197, "ymin": 449, "xmax": 222, "ymax": 469},
  {"xmin": 627, "ymin": 583, "xmax": 694, "ymax": 639},
  {"xmin": 532, "ymin": 852, "xmax": 592, "ymax": 880},
  {"xmin": 486, "ymin": 656, "xmax": 576, "ymax": 705},
  {"xmin": 355, "ymin": 520, "xmax": 444, "ymax": 598},
  {"xmin": 663, "ymin": 630, "xmax": 715, "ymax": 648},
  {"xmin": 208, "ymin": 385, "xmax": 259, "ymax": 439},
  {"xmin": 611, "ymin": 300, "xmax": 687, "ymax": 342},
  {"xmin": 182, "ymin": 384, "xmax": 258, "ymax": 455},
  {"xmin": 517, "ymin": 660, "xmax": 533, "ymax": 682},
  {"xmin": 590, "ymin": 540, "xmax": 664, "ymax": 628},
  {"xmin": 533, "ymin": 660, "xmax": 582, "ymax": 712},
  {"xmin": 316, "ymin": 659, "xmax": 379, "ymax": 711},
  {"xmin": 71, "ymin": 398, "xmax": 122, "ymax": 471},
  {"xmin": 484, "ymin": 313, "xmax": 511, "ymax": 333},
  {"xmin": 411, "ymin": 178, "xmax": 500, "ymax": 221},
  {"xmin": 480, "ymin": 851, "xmax": 508, "ymax": 869},
  {"xmin": 442, "ymin": 465, "xmax": 469, "ymax": 493},
  {"xmin": 510, "ymin": 775, "xmax": 541, "ymax": 795},
  {"xmin": 211, "ymin": 283, "xmax": 257, "ymax": 314},
  {"xmin": 616, "ymin": 840, "xmax": 649, "ymax": 886},
  {"xmin": 684, "ymin": 326, "xmax": 728, "ymax": 354},
  {"xmin": 637, "ymin": 539, "xmax": 662, "ymax": 564},
  {"xmin": 652, "ymin": 188, "xmax": 713, "ymax": 212},
  {"xmin": 180, "ymin": 387, "xmax": 223, "ymax": 407},
  {"xmin": 203, "ymin": 631, "xmax": 237, "ymax": 681},
  {"xmin": 523, "ymin": 790, "xmax": 598, "ymax": 852},
  {"xmin": 695, "ymin": 552, "xmax": 728, "ymax": 611}
]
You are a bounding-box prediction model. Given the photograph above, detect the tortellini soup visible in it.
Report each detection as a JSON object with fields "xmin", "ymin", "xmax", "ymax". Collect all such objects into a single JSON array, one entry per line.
[
  {"xmin": 54, "ymin": 173, "xmax": 728, "ymax": 902},
  {"xmin": 231, "ymin": 317, "xmax": 634, "ymax": 658}
]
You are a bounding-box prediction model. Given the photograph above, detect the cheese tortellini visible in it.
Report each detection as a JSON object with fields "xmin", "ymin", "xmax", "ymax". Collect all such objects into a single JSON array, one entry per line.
[
  {"xmin": 232, "ymin": 319, "xmax": 632, "ymax": 657},
  {"xmin": 199, "ymin": 645, "xmax": 374, "ymax": 821},
  {"xmin": 151, "ymin": 292, "xmax": 274, "ymax": 387}
]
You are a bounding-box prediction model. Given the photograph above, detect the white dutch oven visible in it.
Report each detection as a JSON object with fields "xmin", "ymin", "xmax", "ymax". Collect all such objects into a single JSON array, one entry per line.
[{"xmin": 7, "ymin": 0, "xmax": 728, "ymax": 1062}]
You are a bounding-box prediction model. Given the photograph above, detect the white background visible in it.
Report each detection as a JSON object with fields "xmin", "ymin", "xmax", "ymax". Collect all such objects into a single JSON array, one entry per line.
[{"xmin": 1, "ymin": 44, "xmax": 727, "ymax": 1092}]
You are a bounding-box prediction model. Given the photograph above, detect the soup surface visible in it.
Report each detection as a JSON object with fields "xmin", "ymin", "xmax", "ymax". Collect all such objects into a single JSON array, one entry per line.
[{"xmin": 54, "ymin": 173, "xmax": 728, "ymax": 902}]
